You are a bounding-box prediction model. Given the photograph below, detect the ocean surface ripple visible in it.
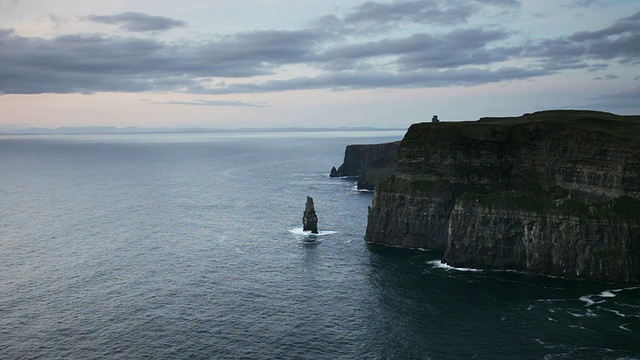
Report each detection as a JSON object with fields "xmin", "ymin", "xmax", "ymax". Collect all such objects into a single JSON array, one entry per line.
[{"xmin": 1, "ymin": 132, "xmax": 638, "ymax": 359}]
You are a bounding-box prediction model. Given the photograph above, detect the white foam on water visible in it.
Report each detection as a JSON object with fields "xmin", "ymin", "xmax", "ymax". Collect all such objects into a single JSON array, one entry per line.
[
  {"xmin": 288, "ymin": 228, "xmax": 337, "ymax": 236},
  {"xmin": 351, "ymin": 185, "xmax": 373, "ymax": 193},
  {"xmin": 599, "ymin": 290, "xmax": 616, "ymax": 298},
  {"xmin": 619, "ymin": 323, "xmax": 632, "ymax": 331},
  {"xmin": 603, "ymin": 309, "xmax": 627, "ymax": 317},
  {"xmin": 534, "ymin": 338, "xmax": 556, "ymax": 349},
  {"xmin": 428, "ymin": 260, "xmax": 482, "ymax": 272},
  {"xmin": 568, "ymin": 311, "xmax": 586, "ymax": 317},
  {"xmin": 579, "ymin": 296, "xmax": 595, "ymax": 306},
  {"xmin": 577, "ymin": 289, "xmax": 622, "ymax": 308},
  {"xmin": 536, "ymin": 299, "xmax": 566, "ymax": 303},
  {"xmin": 568, "ymin": 324, "xmax": 588, "ymax": 330}
]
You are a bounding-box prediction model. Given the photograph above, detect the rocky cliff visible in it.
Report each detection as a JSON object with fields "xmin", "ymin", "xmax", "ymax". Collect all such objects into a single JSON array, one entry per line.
[
  {"xmin": 365, "ymin": 110, "xmax": 640, "ymax": 282},
  {"xmin": 331, "ymin": 141, "xmax": 399, "ymax": 190}
]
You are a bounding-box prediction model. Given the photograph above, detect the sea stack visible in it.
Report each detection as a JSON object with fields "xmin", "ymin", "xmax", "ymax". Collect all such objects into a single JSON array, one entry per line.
[{"xmin": 303, "ymin": 196, "xmax": 318, "ymax": 234}]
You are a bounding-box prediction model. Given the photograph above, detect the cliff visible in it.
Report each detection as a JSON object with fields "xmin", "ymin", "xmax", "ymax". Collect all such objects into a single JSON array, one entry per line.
[
  {"xmin": 331, "ymin": 141, "xmax": 400, "ymax": 190},
  {"xmin": 365, "ymin": 110, "xmax": 640, "ymax": 282}
]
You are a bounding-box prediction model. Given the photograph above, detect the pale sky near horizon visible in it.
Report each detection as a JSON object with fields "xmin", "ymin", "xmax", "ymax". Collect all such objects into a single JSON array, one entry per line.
[{"xmin": 1, "ymin": 0, "xmax": 638, "ymax": 129}]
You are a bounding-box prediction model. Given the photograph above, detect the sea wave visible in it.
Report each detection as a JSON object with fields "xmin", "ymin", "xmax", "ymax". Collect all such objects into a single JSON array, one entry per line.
[
  {"xmin": 351, "ymin": 185, "xmax": 373, "ymax": 193},
  {"xmin": 579, "ymin": 286, "xmax": 640, "ymax": 307},
  {"xmin": 427, "ymin": 260, "xmax": 482, "ymax": 272},
  {"xmin": 288, "ymin": 228, "xmax": 337, "ymax": 236}
]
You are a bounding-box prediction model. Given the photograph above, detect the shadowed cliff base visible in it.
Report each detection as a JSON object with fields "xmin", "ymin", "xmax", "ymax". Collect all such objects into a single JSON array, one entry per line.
[{"xmin": 364, "ymin": 110, "xmax": 640, "ymax": 283}]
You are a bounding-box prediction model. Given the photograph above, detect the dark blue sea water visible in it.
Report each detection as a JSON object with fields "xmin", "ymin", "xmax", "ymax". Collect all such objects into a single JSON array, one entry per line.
[{"xmin": 1, "ymin": 131, "xmax": 639, "ymax": 359}]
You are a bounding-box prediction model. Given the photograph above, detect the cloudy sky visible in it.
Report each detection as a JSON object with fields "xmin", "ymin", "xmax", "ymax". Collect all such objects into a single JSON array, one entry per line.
[{"xmin": 1, "ymin": 0, "xmax": 638, "ymax": 129}]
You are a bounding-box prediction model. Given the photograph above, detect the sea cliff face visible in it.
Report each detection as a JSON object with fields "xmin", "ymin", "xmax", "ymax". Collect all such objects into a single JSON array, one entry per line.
[
  {"xmin": 331, "ymin": 141, "xmax": 399, "ymax": 190},
  {"xmin": 364, "ymin": 110, "xmax": 640, "ymax": 282}
]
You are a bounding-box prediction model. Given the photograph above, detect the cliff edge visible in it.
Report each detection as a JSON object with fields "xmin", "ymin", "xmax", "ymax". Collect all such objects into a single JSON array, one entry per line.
[{"xmin": 365, "ymin": 110, "xmax": 640, "ymax": 282}]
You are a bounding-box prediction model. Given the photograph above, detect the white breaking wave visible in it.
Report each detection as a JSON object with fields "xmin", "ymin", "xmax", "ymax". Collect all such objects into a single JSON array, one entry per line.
[
  {"xmin": 619, "ymin": 324, "xmax": 632, "ymax": 331},
  {"xmin": 579, "ymin": 296, "xmax": 596, "ymax": 306},
  {"xmin": 288, "ymin": 228, "xmax": 337, "ymax": 237},
  {"xmin": 603, "ymin": 308, "xmax": 627, "ymax": 317},
  {"xmin": 428, "ymin": 260, "xmax": 482, "ymax": 272},
  {"xmin": 578, "ymin": 288, "xmax": 629, "ymax": 307},
  {"xmin": 600, "ymin": 290, "xmax": 616, "ymax": 298},
  {"xmin": 351, "ymin": 185, "xmax": 373, "ymax": 193}
]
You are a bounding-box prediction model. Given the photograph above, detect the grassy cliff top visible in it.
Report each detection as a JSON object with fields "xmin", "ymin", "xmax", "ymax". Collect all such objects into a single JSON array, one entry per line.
[
  {"xmin": 476, "ymin": 110, "xmax": 640, "ymax": 140},
  {"xmin": 406, "ymin": 110, "xmax": 640, "ymax": 143}
]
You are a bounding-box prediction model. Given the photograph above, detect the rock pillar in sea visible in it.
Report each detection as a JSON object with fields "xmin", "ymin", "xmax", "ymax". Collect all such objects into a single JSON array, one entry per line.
[{"xmin": 303, "ymin": 196, "xmax": 318, "ymax": 234}]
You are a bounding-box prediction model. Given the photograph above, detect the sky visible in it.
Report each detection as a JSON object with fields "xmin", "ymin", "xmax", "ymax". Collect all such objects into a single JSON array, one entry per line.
[{"xmin": 0, "ymin": 0, "xmax": 639, "ymax": 129}]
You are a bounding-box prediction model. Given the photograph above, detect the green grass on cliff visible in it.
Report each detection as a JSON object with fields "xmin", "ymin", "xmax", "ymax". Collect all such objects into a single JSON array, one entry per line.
[
  {"xmin": 476, "ymin": 110, "xmax": 640, "ymax": 141},
  {"xmin": 461, "ymin": 188, "xmax": 640, "ymax": 221},
  {"xmin": 378, "ymin": 175, "xmax": 640, "ymax": 222},
  {"xmin": 460, "ymin": 186, "xmax": 569, "ymax": 214},
  {"xmin": 376, "ymin": 175, "xmax": 452, "ymax": 193},
  {"xmin": 388, "ymin": 109, "xmax": 640, "ymax": 220},
  {"xmin": 405, "ymin": 110, "xmax": 640, "ymax": 146}
]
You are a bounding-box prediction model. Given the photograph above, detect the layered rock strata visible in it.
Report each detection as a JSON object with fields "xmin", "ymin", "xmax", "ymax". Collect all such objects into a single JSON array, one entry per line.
[
  {"xmin": 330, "ymin": 142, "xmax": 400, "ymax": 190},
  {"xmin": 364, "ymin": 110, "xmax": 640, "ymax": 282}
]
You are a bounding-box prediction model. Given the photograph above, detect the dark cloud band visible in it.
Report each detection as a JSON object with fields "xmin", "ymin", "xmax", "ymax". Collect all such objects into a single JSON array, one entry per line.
[
  {"xmin": 0, "ymin": 2, "xmax": 637, "ymax": 96},
  {"xmin": 86, "ymin": 12, "xmax": 185, "ymax": 32}
]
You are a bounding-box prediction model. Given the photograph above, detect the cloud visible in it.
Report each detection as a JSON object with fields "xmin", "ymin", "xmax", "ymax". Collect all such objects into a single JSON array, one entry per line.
[
  {"xmin": 593, "ymin": 74, "xmax": 619, "ymax": 80},
  {"xmin": 0, "ymin": 4, "xmax": 636, "ymax": 96},
  {"xmin": 563, "ymin": 0, "xmax": 610, "ymax": 8},
  {"xmin": 316, "ymin": 0, "xmax": 520, "ymax": 36},
  {"xmin": 86, "ymin": 12, "xmax": 186, "ymax": 32},
  {"xmin": 204, "ymin": 67, "xmax": 550, "ymax": 94},
  {"xmin": 587, "ymin": 63, "xmax": 609, "ymax": 72},
  {"xmin": 154, "ymin": 99, "xmax": 269, "ymax": 107},
  {"xmin": 570, "ymin": 11, "xmax": 640, "ymax": 42},
  {"xmin": 523, "ymin": 10, "xmax": 640, "ymax": 68},
  {"xmin": 48, "ymin": 13, "xmax": 68, "ymax": 30},
  {"xmin": 0, "ymin": 28, "xmax": 14, "ymax": 37},
  {"xmin": 0, "ymin": 29, "xmax": 322, "ymax": 94},
  {"xmin": 318, "ymin": 28, "xmax": 516, "ymax": 71},
  {"xmin": 343, "ymin": 0, "xmax": 477, "ymax": 27},
  {"xmin": 581, "ymin": 85, "xmax": 640, "ymax": 111},
  {"xmin": 343, "ymin": 0, "xmax": 520, "ymax": 28},
  {"xmin": 477, "ymin": 0, "xmax": 520, "ymax": 6},
  {"xmin": 396, "ymin": 28, "xmax": 517, "ymax": 69}
]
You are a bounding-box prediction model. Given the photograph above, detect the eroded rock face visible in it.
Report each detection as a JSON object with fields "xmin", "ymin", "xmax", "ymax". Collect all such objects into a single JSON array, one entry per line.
[
  {"xmin": 303, "ymin": 196, "xmax": 318, "ymax": 234},
  {"xmin": 331, "ymin": 142, "xmax": 400, "ymax": 190},
  {"xmin": 446, "ymin": 201, "xmax": 640, "ymax": 282},
  {"xmin": 365, "ymin": 110, "xmax": 640, "ymax": 282}
]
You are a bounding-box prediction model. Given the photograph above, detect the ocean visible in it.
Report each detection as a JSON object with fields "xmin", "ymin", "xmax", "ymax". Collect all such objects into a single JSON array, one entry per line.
[{"xmin": 1, "ymin": 131, "xmax": 638, "ymax": 359}]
